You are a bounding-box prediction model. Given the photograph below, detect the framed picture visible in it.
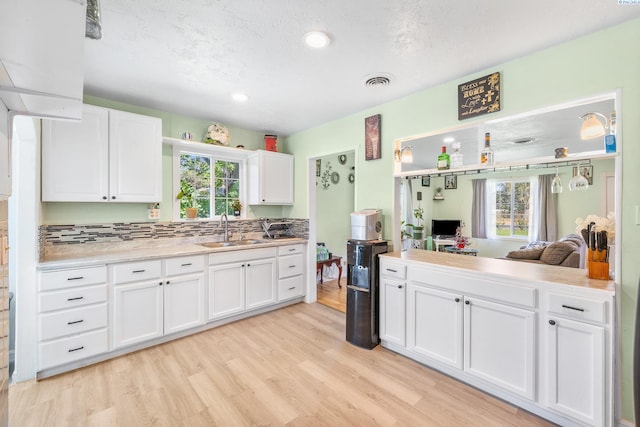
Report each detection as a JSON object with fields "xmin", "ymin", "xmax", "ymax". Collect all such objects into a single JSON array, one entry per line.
[
  {"xmin": 316, "ymin": 159, "xmax": 321, "ymax": 177},
  {"xmin": 421, "ymin": 176, "xmax": 430, "ymax": 187},
  {"xmin": 445, "ymin": 175, "xmax": 457, "ymax": 190},
  {"xmin": 365, "ymin": 114, "xmax": 381, "ymax": 161},
  {"xmin": 573, "ymin": 165, "xmax": 593, "ymax": 185}
]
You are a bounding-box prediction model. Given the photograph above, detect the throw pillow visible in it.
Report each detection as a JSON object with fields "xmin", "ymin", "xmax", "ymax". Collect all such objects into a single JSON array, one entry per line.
[
  {"xmin": 539, "ymin": 242, "xmax": 575, "ymax": 265},
  {"xmin": 506, "ymin": 247, "xmax": 545, "ymax": 260}
]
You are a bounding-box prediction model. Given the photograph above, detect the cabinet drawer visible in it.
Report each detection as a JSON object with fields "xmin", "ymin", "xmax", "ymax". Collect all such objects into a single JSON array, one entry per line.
[
  {"xmin": 39, "ymin": 303, "xmax": 108, "ymax": 341},
  {"xmin": 380, "ymin": 261, "xmax": 406, "ymax": 280},
  {"xmin": 39, "ymin": 328, "xmax": 108, "ymax": 370},
  {"xmin": 164, "ymin": 255, "xmax": 205, "ymax": 276},
  {"xmin": 278, "ymin": 254, "xmax": 303, "ymax": 279},
  {"xmin": 278, "ymin": 244, "xmax": 304, "ymax": 256},
  {"xmin": 112, "ymin": 260, "xmax": 161, "ymax": 284},
  {"xmin": 39, "ymin": 284, "xmax": 107, "ymax": 313},
  {"xmin": 40, "ymin": 266, "xmax": 107, "ymax": 291},
  {"xmin": 547, "ymin": 293, "xmax": 608, "ymax": 324},
  {"xmin": 278, "ymin": 276, "xmax": 304, "ymax": 301}
]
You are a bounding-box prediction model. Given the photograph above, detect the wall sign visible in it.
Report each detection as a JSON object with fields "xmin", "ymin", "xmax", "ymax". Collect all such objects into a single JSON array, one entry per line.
[
  {"xmin": 458, "ymin": 72, "xmax": 501, "ymax": 120},
  {"xmin": 365, "ymin": 114, "xmax": 381, "ymax": 160}
]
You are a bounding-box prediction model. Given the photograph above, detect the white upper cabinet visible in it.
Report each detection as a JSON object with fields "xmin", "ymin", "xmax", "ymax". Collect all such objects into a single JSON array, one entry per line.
[
  {"xmin": 0, "ymin": 0, "xmax": 86, "ymax": 119},
  {"xmin": 42, "ymin": 105, "xmax": 162, "ymax": 203},
  {"xmin": 248, "ymin": 150, "xmax": 294, "ymax": 205}
]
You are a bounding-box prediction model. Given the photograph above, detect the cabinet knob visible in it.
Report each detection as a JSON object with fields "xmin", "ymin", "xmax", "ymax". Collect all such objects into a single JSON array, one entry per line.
[
  {"xmin": 397, "ymin": 284, "xmax": 403, "ymax": 289},
  {"xmin": 247, "ymin": 263, "xmax": 251, "ymax": 267},
  {"xmin": 455, "ymin": 298, "xmax": 460, "ymax": 302},
  {"xmin": 159, "ymin": 282, "xmax": 163, "ymax": 286},
  {"xmin": 465, "ymin": 300, "xmax": 470, "ymax": 305},
  {"xmin": 102, "ymin": 196, "xmax": 107, "ymax": 200},
  {"xmin": 166, "ymin": 281, "xmax": 170, "ymax": 285},
  {"xmin": 549, "ymin": 319, "xmax": 556, "ymax": 326},
  {"xmin": 111, "ymin": 196, "xmax": 116, "ymax": 200}
]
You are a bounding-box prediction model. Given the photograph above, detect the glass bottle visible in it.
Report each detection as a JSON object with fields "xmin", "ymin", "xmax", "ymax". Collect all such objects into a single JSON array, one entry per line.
[
  {"xmin": 450, "ymin": 141, "xmax": 463, "ymax": 169},
  {"xmin": 437, "ymin": 145, "xmax": 450, "ymax": 170},
  {"xmin": 480, "ymin": 132, "xmax": 494, "ymax": 165}
]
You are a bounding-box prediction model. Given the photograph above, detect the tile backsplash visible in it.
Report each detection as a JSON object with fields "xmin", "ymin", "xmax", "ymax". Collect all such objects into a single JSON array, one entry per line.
[{"xmin": 40, "ymin": 218, "xmax": 309, "ymax": 260}]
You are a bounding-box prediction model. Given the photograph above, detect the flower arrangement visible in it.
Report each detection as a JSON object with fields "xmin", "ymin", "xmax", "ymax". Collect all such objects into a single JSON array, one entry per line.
[
  {"xmin": 575, "ymin": 212, "xmax": 615, "ymax": 242},
  {"xmin": 455, "ymin": 225, "xmax": 470, "ymax": 249}
]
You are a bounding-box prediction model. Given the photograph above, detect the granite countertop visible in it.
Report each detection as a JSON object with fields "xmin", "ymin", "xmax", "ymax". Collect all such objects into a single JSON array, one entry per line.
[
  {"xmin": 39, "ymin": 237, "xmax": 308, "ymax": 271},
  {"xmin": 381, "ymin": 249, "xmax": 615, "ymax": 293}
]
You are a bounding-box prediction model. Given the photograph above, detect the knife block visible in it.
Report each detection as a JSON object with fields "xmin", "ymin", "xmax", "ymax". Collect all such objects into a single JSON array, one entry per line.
[{"xmin": 587, "ymin": 248, "xmax": 609, "ymax": 280}]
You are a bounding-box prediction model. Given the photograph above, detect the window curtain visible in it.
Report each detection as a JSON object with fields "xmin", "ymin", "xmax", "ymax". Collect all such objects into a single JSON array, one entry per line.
[
  {"xmin": 530, "ymin": 174, "xmax": 558, "ymax": 241},
  {"xmin": 401, "ymin": 178, "xmax": 414, "ymax": 230},
  {"xmin": 471, "ymin": 178, "xmax": 487, "ymax": 238}
]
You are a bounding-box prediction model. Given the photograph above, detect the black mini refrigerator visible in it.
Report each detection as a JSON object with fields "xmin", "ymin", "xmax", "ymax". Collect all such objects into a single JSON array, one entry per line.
[{"xmin": 346, "ymin": 239, "xmax": 388, "ymax": 349}]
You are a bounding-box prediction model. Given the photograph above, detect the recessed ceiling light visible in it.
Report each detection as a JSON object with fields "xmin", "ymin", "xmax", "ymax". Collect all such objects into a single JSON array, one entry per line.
[
  {"xmin": 231, "ymin": 93, "xmax": 249, "ymax": 102},
  {"xmin": 303, "ymin": 31, "xmax": 331, "ymax": 48}
]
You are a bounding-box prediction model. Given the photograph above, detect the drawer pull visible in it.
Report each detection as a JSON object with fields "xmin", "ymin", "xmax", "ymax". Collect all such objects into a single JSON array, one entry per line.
[
  {"xmin": 288, "ymin": 286, "xmax": 296, "ymax": 290},
  {"xmin": 549, "ymin": 319, "xmax": 556, "ymax": 326},
  {"xmin": 67, "ymin": 296, "xmax": 84, "ymax": 301},
  {"xmin": 289, "ymin": 265, "xmax": 296, "ymax": 268},
  {"xmin": 289, "ymin": 248, "xmax": 296, "ymax": 252},
  {"xmin": 561, "ymin": 304, "xmax": 585, "ymax": 312},
  {"xmin": 181, "ymin": 263, "xmax": 192, "ymax": 267},
  {"xmin": 398, "ymin": 285, "xmax": 403, "ymax": 289},
  {"xmin": 386, "ymin": 268, "xmax": 397, "ymax": 273},
  {"xmin": 68, "ymin": 346, "xmax": 84, "ymax": 353},
  {"xmin": 67, "ymin": 319, "xmax": 84, "ymax": 325},
  {"xmin": 67, "ymin": 276, "xmax": 84, "ymax": 281},
  {"xmin": 132, "ymin": 269, "xmax": 146, "ymax": 273}
]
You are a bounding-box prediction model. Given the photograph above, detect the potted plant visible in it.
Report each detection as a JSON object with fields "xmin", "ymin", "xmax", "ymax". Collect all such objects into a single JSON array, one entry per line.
[
  {"xmin": 176, "ymin": 183, "xmax": 198, "ymax": 219},
  {"xmin": 412, "ymin": 207, "xmax": 424, "ymax": 240},
  {"xmin": 231, "ymin": 199, "xmax": 242, "ymax": 218}
]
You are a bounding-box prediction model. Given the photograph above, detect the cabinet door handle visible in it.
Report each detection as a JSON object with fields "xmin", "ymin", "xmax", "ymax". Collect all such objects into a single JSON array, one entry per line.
[
  {"xmin": 561, "ymin": 304, "xmax": 585, "ymax": 312},
  {"xmin": 455, "ymin": 298, "xmax": 460, "ymax": 302},
  {"xmin": 549, "ymin": 319, "xmax": 556, "ymax": 326},
  {"xmin": 68, "ymin": 346, "xmax": 84, "ymax": 353},
  {"xmin": 386, "ymin": 268, "xmax": 397, "ymax": 273},
  {"xmin": 67, "ymin": 319, "xmax": 84, "ymax": 325},
  {"xmin": 111, "ymin": 196, "xmax": 116, "ymax": 200},
  {"xmin": 132, "ymin": 269, "xmax": 146, "ymax": 273},
  {"xmin": 288, "ymin": 286, "xmax": 296, "ymax": 290},
  {"xmin": 102, "ymin": 196, "xmax": 107, "ymax": 200},
  {"xmin": 67, "ymin": 276, "xmax": 84, "ymax": 281},
  {"xmin": 166, "ymin": 281, "xmax": 170, "ymax": 285},
  {"xmin": 397, "ymin": 285, "xmax": 403, "ymax": 289},
  {"xmin": 159, "ymin": 282, "xmax": 163, "ymax": 286},
  {"xmin": 247, "ymin": 263, "xmax": 251, "ymax": 267},
  {"xmin": 67, "ymin": 296, "xmax": 84, "ymax": 301},
  {"xmin": 465, "ymin": 300, "xmax": 470, "ymax": 305}
]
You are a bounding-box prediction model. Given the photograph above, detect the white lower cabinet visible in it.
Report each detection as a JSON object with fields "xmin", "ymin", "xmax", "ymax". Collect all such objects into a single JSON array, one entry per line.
[
  {"xmin": 277, "ymin": 244, "xmax": 305, "ymax": 302},
  {"xmin": 544, "ymin": 294, "xmax": 608, "ymax": 426},
  {"xmin": 112, "ymin": 255, "xmax": 205, "ymax": 349},
  {"xmin": 208, "ymin": 248, "xmax": 277, "ymax": 322},
  {"xmin": 379, "ymin": 254, "xmax": 614, "ymax": 427}
]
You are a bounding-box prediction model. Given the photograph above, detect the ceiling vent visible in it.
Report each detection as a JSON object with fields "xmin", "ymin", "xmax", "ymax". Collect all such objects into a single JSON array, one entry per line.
[{"xmin": 364, "ymin": 74, "xmax": 392, "ymax": 87}]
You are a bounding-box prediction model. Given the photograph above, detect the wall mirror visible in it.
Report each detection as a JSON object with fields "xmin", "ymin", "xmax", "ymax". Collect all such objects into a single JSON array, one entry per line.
[{"xmin": 393, "ymin": 93, "xmax": 619, "ymax": 271}]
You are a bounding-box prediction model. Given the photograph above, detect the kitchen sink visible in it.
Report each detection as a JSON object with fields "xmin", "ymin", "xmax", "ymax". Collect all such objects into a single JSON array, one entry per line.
[
  {"xmin": 199, "ymin": 241, "xmax": 238, "ymax": 248},
  {"xmin": 198, "ymin": 239, "xmax": 271, "ymax": 249}
]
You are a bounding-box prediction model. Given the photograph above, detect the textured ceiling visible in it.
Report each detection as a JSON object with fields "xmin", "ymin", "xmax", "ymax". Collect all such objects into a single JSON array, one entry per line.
[{"xmin": 83, "ymin": 1, "xmax": 640, "ymax": 136}]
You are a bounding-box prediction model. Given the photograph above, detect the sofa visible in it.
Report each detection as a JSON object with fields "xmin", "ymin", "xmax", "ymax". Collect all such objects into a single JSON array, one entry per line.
[{"xmin": 504, "ymin": 233, "xmax": 586, "ymax": 268}]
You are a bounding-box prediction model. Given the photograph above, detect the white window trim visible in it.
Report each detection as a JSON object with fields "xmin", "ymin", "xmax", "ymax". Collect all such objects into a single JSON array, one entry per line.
[
  {"xmin": 172, "ymin": 145, "xmax": 247, "ymax": 221},
  {"xmin": 486, "ymin": 176, "xmax": 537, "ymax": 241}
]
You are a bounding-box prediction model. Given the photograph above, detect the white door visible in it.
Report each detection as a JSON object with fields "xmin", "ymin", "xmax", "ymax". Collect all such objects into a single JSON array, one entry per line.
[
  {"xmin": 245, "ymin": 258, "xmax": 277, "ymax": 310},
  {"xmin": 261, "ymin": 152, "xmax": 294, "ymax": 204},
  {"xmin": 108, "ymin": 109, "xmax": 162, "ymax": 202},
  {"xmin": 164, "ymin": 273, "xmax": 205, "ymax": 335},
  {"xmin": 380, "ymin": 278, "xmax": 406, "ymax": 347},
  {"xmin": 113, "ymin": 280, "xmax": 163, "ymax": 349},
  {"xmin": 407, "ymin": 284, "xmax": 463, "ymax": 368},
  {"xmin": 41, "ymin": 104, "xmax": 109, "ymax": 202},
  {"xmin": 208, "ymin": 262, "xmax": 245, "ymax": 321},
  {"xmin": 464, "ymin": 297, "xmax": 536, "ymax": 400},
  {"xmin": 546, "ymin": 316, "xmax": 604, "ymax": 426}
]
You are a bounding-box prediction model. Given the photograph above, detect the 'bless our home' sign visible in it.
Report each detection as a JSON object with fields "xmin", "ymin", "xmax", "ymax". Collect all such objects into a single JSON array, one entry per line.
[{"xmin": 458, "ymin": 72, "xmax": 501, "ymax": 120}]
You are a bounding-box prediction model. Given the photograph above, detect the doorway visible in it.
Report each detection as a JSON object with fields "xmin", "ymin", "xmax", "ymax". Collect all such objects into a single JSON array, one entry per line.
[{"xmin": 314, "ymin": 150, "xmax": 354, "ymax": 312}]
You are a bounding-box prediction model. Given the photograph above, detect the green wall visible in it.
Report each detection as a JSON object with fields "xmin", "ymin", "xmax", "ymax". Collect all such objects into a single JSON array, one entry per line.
[
  {"xmin": 41, "ymin": 95, "xmax": 285, "ymax": 224},
  {"xmin": 284, "ymin": 19, "xmax": 640, "ymax": 422},
  {"xmin": 316, "ymin": 151, "xmax": 355, "ymax": 261}
]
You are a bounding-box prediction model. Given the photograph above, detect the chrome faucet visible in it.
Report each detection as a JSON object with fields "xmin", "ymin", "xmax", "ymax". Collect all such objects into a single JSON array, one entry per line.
[{"xmin": 219, "ymin": 213, "xmax": 229, "ymax": 242}]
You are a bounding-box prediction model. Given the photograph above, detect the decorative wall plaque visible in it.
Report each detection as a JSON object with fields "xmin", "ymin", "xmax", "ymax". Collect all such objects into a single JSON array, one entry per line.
[{"xmin": 458, "ymin": 72, "xmax": 501, "ymax": 120}]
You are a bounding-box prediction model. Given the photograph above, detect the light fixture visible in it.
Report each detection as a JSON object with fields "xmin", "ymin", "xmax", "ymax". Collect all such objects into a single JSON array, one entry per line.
[
  {"xmin": 231, "ymin": 93, "xmax": 249, "ymax": 102},
  {"xmin": 579, "ymin": 112, "xmax": 608, "ymax": 140},
  {"xmin": 85, "ymin": 0, "xmax": 102, "ymax": 40},
  {"xmin": 303, "ymin": 31, "xmax": 331, "ymax": 48},
  {"xmin": 394, "ymin": 146, "xmax": 413, "ymax": 163},
  {"xmin": 443, "ymin": 137, "xmax": 455, "ymax": 143},
  {"xmin": 551, "ymin": 167, "xmax": 562, "ymax": 194}
]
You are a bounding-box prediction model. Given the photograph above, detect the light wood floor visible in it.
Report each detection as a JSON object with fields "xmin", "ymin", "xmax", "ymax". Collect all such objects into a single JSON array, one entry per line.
[
  {"xmin": 9, "ymin": 303, "xmax": 552, "ymax": 427},
  {"xmin": 317, "ymin": 277, "xmax": 346, "ymax": 313}
]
